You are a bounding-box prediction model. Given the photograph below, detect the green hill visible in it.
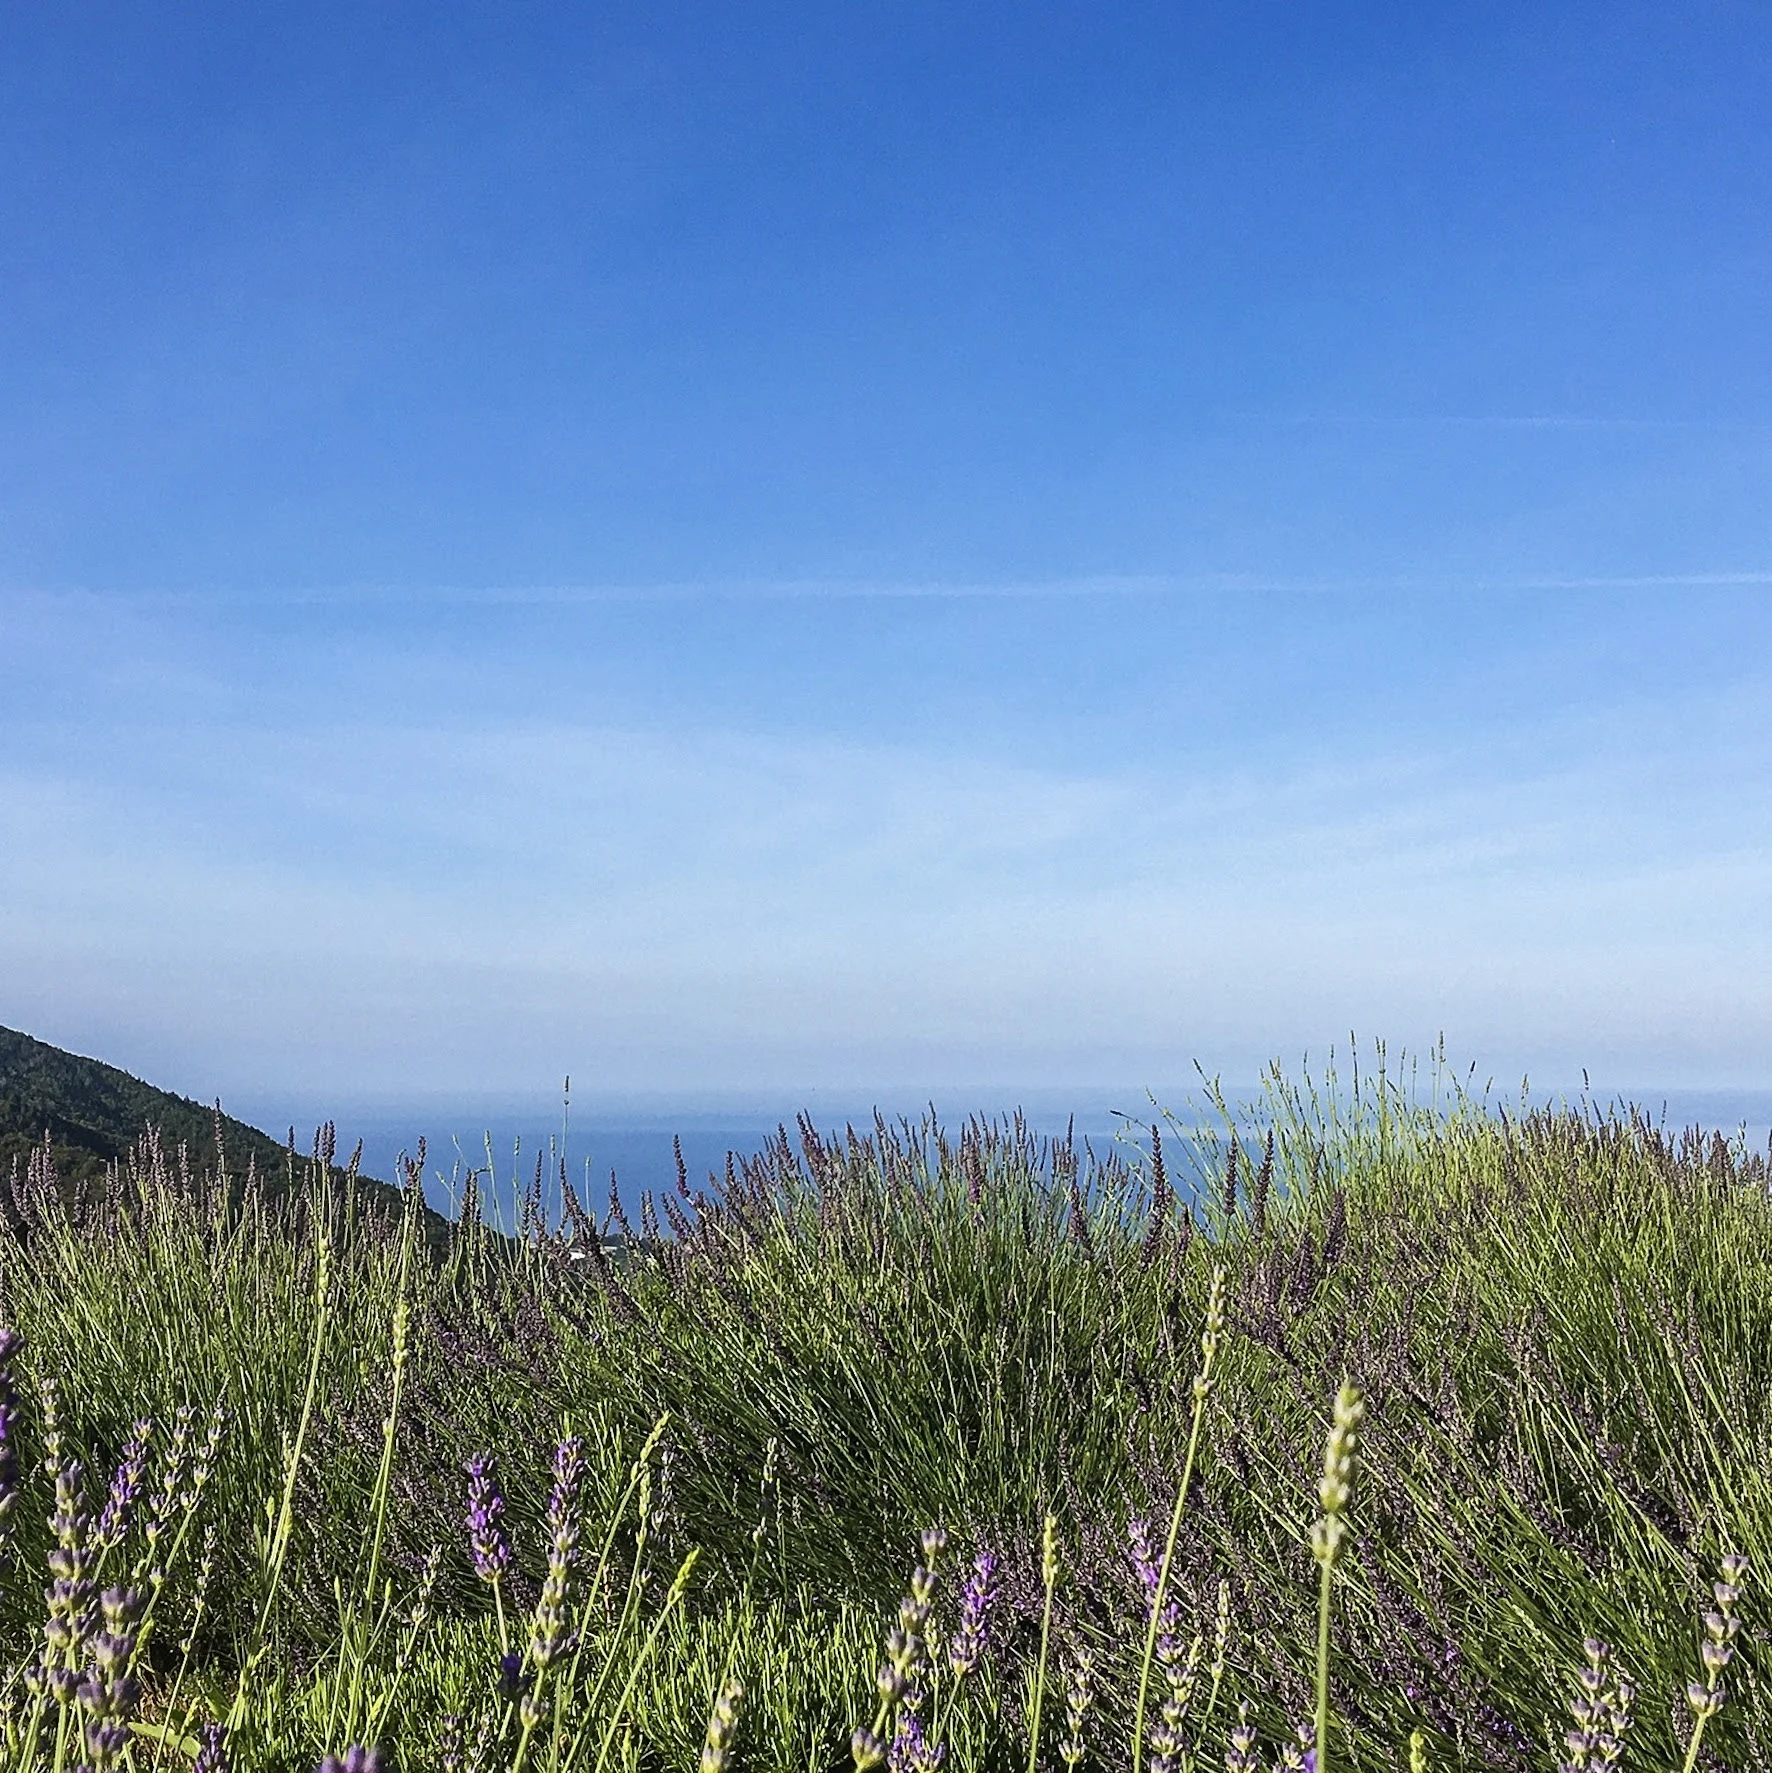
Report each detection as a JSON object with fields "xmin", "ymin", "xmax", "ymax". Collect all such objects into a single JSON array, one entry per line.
[{"xmin": 0, "ymin": 1023, "xmax": 386, "ymax": 1198}]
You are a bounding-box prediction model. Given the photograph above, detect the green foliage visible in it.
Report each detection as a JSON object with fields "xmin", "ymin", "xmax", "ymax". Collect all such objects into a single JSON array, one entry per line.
[
  {"xmin": 0, "ymin": 1045, "xmax": 1765, "ymax": 1770},
  {"xmin": 0, "ymin": 1023, "xmax": 407, "ymax": 1213}
]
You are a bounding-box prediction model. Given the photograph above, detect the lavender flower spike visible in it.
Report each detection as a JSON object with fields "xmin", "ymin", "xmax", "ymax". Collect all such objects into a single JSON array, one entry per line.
[
  {"xmin": 548, "ymin": 1435, "xmax": 586, "ymax": 1532},
  {"xmin": 193, "ymin": 1724, "xmax": 229, "ymax": 1773},
  {"xmin": 1276, "ymin": 1724, "xmax": 1317, "ymax": 1772},
  {"xmin": 76, "ymin": 1586, "xmax": 144, "ymax": 1772},
  {"xmin": 1127, "ymin": 1517, "xmax": 1161, "ymax": 1604},
  {"xmin": 318, "ymin": 1748, "xmax": 384, "ymax": 1773},
  {"xmin": 43, "ymin": 1458, "xmax": 95, "ymax": 1686},
  {"xmin": 437, "ymin": 1715, "xmax": 464, "ymax": 1773},
  {"xmin": 95, "ymin": 1419, "xmax": 153, "ymax": 1553},
  {"xmin": 1059, "ymin": 1648, "xmax": 1097, "ymax": 1770},
  {"xmin": 699, "ymin": 1676, "xmax": 744, "ymax": 1773},
  {"xmin": 0, "ymin": 1330, "xmax": 23, "ymax": 1563},
  {"xmin": 497, "ymin": 1650, "xmax": 529, "ymax": 1702},
  {"xmin": 948, "ymin": 1552, "xmax": 997, "ymax": 1677},
  {"xmin": 529, "ymin": 1436, "xmax": 585, "ymax": 1671},
  {"xmin": 1225, "ymin": 1700, "xmax": 1259, "ymax": 1773},
  {"xmin": 888, "ymin": 1706, "xmax": 944, "ymax": 1773},
  {"xmin": 463, "ymin": 1454, "xmax": 511, "ymax": 1583}
]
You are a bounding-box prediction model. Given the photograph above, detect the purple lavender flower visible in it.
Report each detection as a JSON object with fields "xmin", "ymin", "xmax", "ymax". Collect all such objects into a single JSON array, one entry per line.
[
  {"xmin": 140, "ymin": 1402, "xmax": 195, "ymax": 1576},
  {"xmin": 1140, "ymin": 1126, "xmax": 1172, "ymax": 1267},
  {"xmin": 318, "ymin": 1748, "xmax": 384, "ymax": 1773},
  {"xmin": 0, "ymin": 1329, "xmax": 23, "ymax": 1562},
  {"xmin": 462, "ymin": 1454, "xmax": 511, "ymax": 1583},
  {"xmin": 1059, "ymin": 1648, "xmax": 1097, "ymax": 1770},
  {"xmin": 1275, "ymin": 1725, "xmax": 1317, "ymax": 1772},
  {"xmin": 83, "ymin": 1717, "xmax": 131, "ymax": 1770},
  {"xmin": 1127, "ymin": 1517, "xmax": 1162, "ymax": 1602},
  {"xmin": 1149, "ymin": 1715, "xmax": 1179, "ymax": 1773},
  {"xmin": 396, "ymin": 1545, "xmax": 442, "ymax": 1677},
  {"xmin": 1149, "ymin": 1632, "xmax": 1200, "ymax": 1773},
  {"xmin": 75, "ymin": 1587, "xmax": 143, "ymax": 1771},
  {"xmin": 547, "ymin": 1435, "xmax": 585, "ymax": 1532},
  {"xmin": 47, "ymin": 1459, "xmax": 91, "ymax": 1577},
  {"xmin": 948, "ymin": 1552, "xmax": 997, "ymax": 1677},
  {"xmin": 95, "ymin": 1420, "xmax": 153, "ymax": 1553},
  {"xmin": 1225, "ymin": 1700, "xmax": 1259, "ymax": 1773},
  {"xmin": 859, "ymin": 1538, "xmax": 946, "ymax": 1772},
  {"xmin": 699, "ymin": 1676, "xmax": 744, "ymax": 1773},
  {"xmin": 43, "ymin": 1459, "xmax": 95, "ymax": 1678},
  {"xmin": 894, "ymin": 1556, "xmax": 939, "ymax": 1678},
  {"xmin": 496, "ymin": 1650, "xmax": 529, "ymax": 1702},
  {"xmin": 182, "ymin": 1401, "xmax": 227, "ymax": 1513},
  {"xmin": 888, "ymin": 1707, "xmax": 944, "ymax": 1773},
  {"xmin": 528, "ymin": 1437, "xmax": 585, "ymax": 1671},
  {"xmin": 852, "ymin": 1726, "xmax": 887, "ymax": 1770},
  {"xmin": 193, "ymin": 1724, "xmax": 229, "ymax": 1773},
  {"xmin": 1133, "ymin": 1515, "xmax": 1183, "ymax": 1671},
  {"xmin": 1559, "ymin": 1636, "xmax": 1637, "ymax": 1772},
  {"xmin": 437, "ymin": 1714, "xmax": 464, "ymax": 1773}
]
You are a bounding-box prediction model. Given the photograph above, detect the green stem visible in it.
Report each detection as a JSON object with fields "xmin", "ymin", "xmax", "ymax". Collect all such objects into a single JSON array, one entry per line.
[
  {"xmin": 251, "ymin": 1240, "xmax": 333, "ymax": 1648},
  {"xmin": 589, "ymin": 1549, "xmax": 700, "ymax": 1773},
  {"xmin": 549, "ymin": 1425, "xmax": 667, "ymax": 1773},
  {"xmin": 1682, "ymin": 1723, "xmax": 1708, "ymax": 1773},
  {"xmin": 50, "ymin": 1698, "xmax": 71, "ymax": 1773},
  {"xmin": 512, "ymin": 1708, "xmax": 542, "ymax": 1773},
  {"xmin": 337, "ymin": 1264, "xmax": 409, "ymax": 1748},
  {"xmin": 361, "ymin": 1249, "xmax": 413, "ymax": 1616},
  {"xmin": 1131, "ymin": 1385, "xmax": 1210, "ymax": 1773},
  {"xmin": 228, "ymin": 1240, "xmax": 332, "ymax": 1739},
  {"xmin": 1188, "ymin": 1642, "xmax": 1226, "ymax": 1772},
  {"xmin": 1680, "ymin": 1687, "xmax": 1721, "ymax": 1773},
  {"xmin": 578, "ymin": 1520, "xmax": 649, "ymax": 1731},
  {"xmin": 1314, "ymin": 1557, "xmax": 1333, "ymax": 1773},
  {"xmin": 1026, "ymin": 1547, "xmax": 1057, "ymax": 1773}
]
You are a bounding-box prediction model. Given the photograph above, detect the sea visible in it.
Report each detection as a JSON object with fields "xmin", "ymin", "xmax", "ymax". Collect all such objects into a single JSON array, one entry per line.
[
  {"xmin": 220, "ymin": 1085, "xmax": 1772, "ymax": 1230},
  {"xmin": 221, "ymin": 1090, "xmax": 1161, "ymax": 1226}
]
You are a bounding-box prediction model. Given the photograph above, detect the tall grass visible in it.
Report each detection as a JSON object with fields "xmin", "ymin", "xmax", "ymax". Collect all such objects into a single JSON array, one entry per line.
[{"xmin": 0, "ymin": 1056, "xmax": 1765, "ymax": 1769}]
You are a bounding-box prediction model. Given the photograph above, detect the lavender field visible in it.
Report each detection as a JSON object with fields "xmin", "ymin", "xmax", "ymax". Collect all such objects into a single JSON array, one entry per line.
[{"xmin": 0, "ymin": 1064, "xmax": 1765, "ymax": 1773}]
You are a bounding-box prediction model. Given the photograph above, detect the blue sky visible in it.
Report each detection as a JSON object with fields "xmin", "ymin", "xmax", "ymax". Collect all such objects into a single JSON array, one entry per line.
[{"xmin": 3, "ymin": 4, "xmax": 1771, "ymax": 1110}]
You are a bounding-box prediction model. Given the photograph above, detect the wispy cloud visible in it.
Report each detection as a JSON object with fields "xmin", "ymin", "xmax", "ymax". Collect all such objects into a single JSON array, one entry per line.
[{"xmin": 5, "ymin": 595, "xmax": 1770, "ymax": 1098}]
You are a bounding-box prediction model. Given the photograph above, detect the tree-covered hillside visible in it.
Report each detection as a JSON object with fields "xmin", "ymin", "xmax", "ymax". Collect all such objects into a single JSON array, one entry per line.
[{"xmin": 0, "ymin": 1022, "xmax": 378, "ymax": 1194}]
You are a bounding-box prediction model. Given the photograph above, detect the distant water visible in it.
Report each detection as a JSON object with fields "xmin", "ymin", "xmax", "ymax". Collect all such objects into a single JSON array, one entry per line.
[
  {"xmin": 221, "ymin": 1091, "xmax": 1163, "ymax": 1227},
  {"xmin": 223, "ymin": 1087, "xmax": 1772, "ymax": 1229}
]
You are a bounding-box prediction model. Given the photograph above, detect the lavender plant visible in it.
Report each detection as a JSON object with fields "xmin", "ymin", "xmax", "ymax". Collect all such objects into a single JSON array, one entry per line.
[
  {"xmin": 1556, "ymin": 1635, "xmax": 1633, "ymax": 1771},
  {"xmin": 1058, "ymin": 1647, "xmax": 1095, "ymax": 1770},
  {"xmin": 0, "ymin": 1330, "xmax": 27, "ymax": 1569},
  {"xmin": 697, "ymin": 1675, "xmax": 743, "ymax": 1773},
  {"xmin": 2, "ymin": 1057, "xmax": 1772, "ymax": 1768},
  {"xmin": 1680, "ymin": 1553, "xmax": 1748, "ymax": 1773},
  {"xmin": 464, "ymin": 1455, "xmax": 514, "ymax": 1638}
]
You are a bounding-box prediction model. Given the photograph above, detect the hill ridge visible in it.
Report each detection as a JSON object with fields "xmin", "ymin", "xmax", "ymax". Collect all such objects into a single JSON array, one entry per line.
[{"xmin": 0, "ymin": 1023, "xmax": 388, "ymax": 1196}]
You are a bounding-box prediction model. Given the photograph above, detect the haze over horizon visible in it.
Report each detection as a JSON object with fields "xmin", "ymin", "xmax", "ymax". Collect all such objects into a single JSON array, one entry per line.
[{"xmin": 4, "ymin": 5, "xmax": 1771, "ymax": 1106}]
